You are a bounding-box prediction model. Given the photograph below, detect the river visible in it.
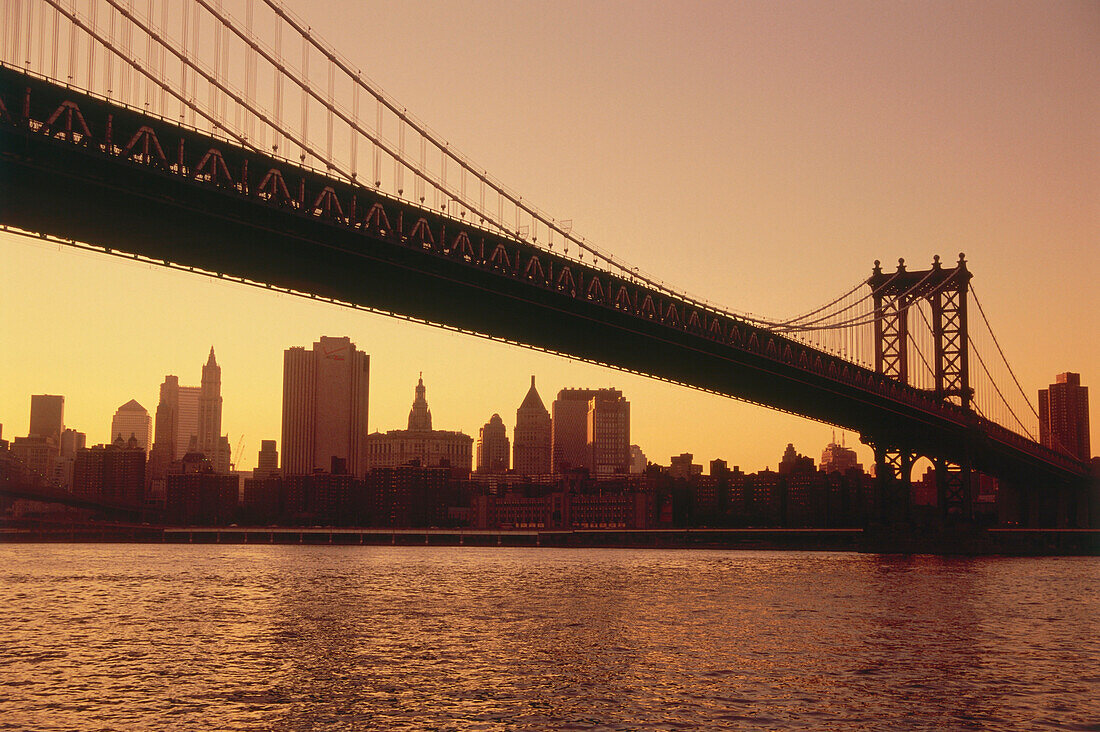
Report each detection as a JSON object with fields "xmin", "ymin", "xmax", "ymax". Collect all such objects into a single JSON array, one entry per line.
[{"xmin": 1, "ymin": 545, "xmax": 1096, "ymax": 730}]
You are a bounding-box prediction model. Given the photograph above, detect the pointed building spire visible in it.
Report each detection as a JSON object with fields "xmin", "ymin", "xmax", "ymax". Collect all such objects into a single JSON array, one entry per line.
[
  {"xmin": 519, "ymin": 375, "xmax": 546, "ymax": 411},
  {"xmin": 408, "ymin": 374, "xmax": 433, "ymax": 431},
  {"xmin": 208, "ymin": 346, "xmax": 217, "ymax": 365}
]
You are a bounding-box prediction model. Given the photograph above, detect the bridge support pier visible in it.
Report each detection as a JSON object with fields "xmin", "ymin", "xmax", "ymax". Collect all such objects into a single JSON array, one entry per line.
[
  {"xmin": 935, "ymin": 457, "xmax": 972, "ymax": 524},
  {"xmin": 873, "ymin": 446, "xmax": 913, "ymax": 526}
]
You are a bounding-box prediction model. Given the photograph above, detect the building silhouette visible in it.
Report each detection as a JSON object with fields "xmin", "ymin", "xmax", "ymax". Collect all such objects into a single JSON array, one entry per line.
[
  {"xmin": 778, "ymin": 443, "xmax": 815, "ymax": 475},
  {"xmin": 197, "ymin": 348, "xmax": 230, "ymax": 472},
  {"xmin": 476, "ymin": 414, "xmax": 510, "ymax": 474},
  {"xmin": 281, "ymin": 336, "xmax": 370, "ymax": 477},
  {"xmin": 29, "ymin": 394, "xmax": 64, "ymax": 442},
  {"xmin": 552, "ymin": 388, "xmax": 631, "ymax": 475},
  {"xmin": 111, "ymin": 399, "xmax": 151, "ymax": 453},
  {"xmin": 513, "ymin": 376, "xmax": 551, "ymax": 476},
  {"xmin": 587, "ymin": 389, "xmax": 631, "ymax": 476},
  {"xmin": 1039, "ymin": 372, "xmax": 1090, "ymax": 461},
  {"xmin": 670, "ymin": 453, "xmax": 702, "ymax": 480},
  {"xmin": 364, "ymin": 376, "xmax": 473, "ymax": 474},
  {"xmin": 73, "ymin": 435, "xmax": 146, "ymax": 505},
  {"xmin": 152, "ymin": 375, "xmax": 201, "ymax": 464},
  {"xmin": 408, "ymin": 374, "xmax": 432, "ymax": 430},
  {"xmin": 254, "ymin": 440, "xmax": 280, "ymax": 479},
  {"xmin": 59, "ymin": 428, "xmax": 86, "ymax": 458},
  {"xmin": 552, "ymin": 389, "xmax": 596, "ymax": 473},
  {"xmin": 820, "ymin": 438, "xmax": 862, "ymax": 474}
]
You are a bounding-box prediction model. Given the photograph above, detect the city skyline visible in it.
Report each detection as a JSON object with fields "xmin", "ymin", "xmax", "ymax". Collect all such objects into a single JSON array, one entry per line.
[{"xmin": 1, "ymin": 1, "xmax": 1096, "ymax": 472}]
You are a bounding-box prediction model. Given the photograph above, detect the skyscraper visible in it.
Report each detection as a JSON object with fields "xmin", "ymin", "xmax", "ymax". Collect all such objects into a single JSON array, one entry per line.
[
  {"xmin": 197, "ymin": 347, "xmax": 226, "ymax": 471},
  {"xmin": 152, "ymin": 376, "xmax": 201, "ymax": 463},
  {"xmin": 29, "ymin": 394, "xmax": 64, "ymax": 442},
  {"xmin": 59, "ymin": 428, "xmax": 86, "ymax": 458},
  {"xmin": 476, "ymin": 414, "xmax": 510, "ymax": 474},
  {"xmin": 282, "ymin": 336, "xmax": 370, "ymax": 476},
  {"xmin": 552, "ymin": 389, "xmax": 597, "ymax": 473},
  {"xmin": 586, "ymin": 389, "xmax": 630, "ymax": 476},
  {"xmin": 552, "ymin": 388, "xmax": 630, "ymax": 475},
  {"xmin": 513, "ymin": 376, "xmax": 551, "ymax": 476},
  {"xmin": 111, "ymin": 400, "xmax": 151, "ymax": 453},
  {"xmin": 1039, "ymin": 372, "xmax": 1090, "ymax": 461}
]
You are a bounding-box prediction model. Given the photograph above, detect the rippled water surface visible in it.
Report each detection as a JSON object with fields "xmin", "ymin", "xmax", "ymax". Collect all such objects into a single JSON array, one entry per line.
[{"xmin": 1, "ymin": 545, "xmax": 1097, "ymax": 730}]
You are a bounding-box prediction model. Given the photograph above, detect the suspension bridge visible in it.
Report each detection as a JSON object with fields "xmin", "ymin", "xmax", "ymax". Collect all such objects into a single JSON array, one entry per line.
[{"xmin": 0, "ymin": 0, "xmax": 1091, "ymax": 528}]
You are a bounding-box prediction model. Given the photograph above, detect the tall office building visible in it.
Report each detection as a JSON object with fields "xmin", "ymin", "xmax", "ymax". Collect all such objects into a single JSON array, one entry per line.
[
  {"xmin": 59, "ymin": 428, "xmax": 86, "ymax": 458},
  {"xmin": 586, "ymin": 389, "xmax": 630, "ymax": 476},
  {"xmin": 111, "ymin": 400, "xmax": 151, "ymax": 453},
  {"xmin": 152, "ymin": 376, "xmax": 201, "ymax": 463},
  {"xmin": 552, "ymin": 389, "xmax": 597, "ymax": 473},
  {"xmin": 282, "ymin": 336, "xmax": 370, "ymax": 476},
  {"xmin": 29, "ymin": 395, "xmax": 64, "ymax": 442},
  {"xmin": 197, "ymin": 348, "xmax": 226, "ymax": 471},
  {"xmin": 1039, "ymin": 372, "xmax": 1090, "ymax": 461},
  {"xmin": 513, "ymin": 376, "xmax": 551, "ymax": 476},
  {"xmin": 552, "ymin": 388, "xmax": 630, "ymax": 476},
  {"xmin": 476, "ymin": 414, "xmax": 510, "ymax": 474}
]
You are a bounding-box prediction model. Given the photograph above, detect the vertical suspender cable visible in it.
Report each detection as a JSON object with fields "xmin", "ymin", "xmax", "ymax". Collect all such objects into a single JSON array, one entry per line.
[
  {"xmin": 121, "ymin": 0, "xmax": 134, "ymax": 102},
  {"xmin": 299, "ymin": 28, "xmax": 309, "ymax": 162},
  {"xmin": 211, "ymin": 1, "xmax": 222, "ymax": 125},
  {"xmin": 35, "ymin": 0, "xmax": 46, "ymax": 75},
  {"xmin": 373, "ymin": 99, "xmax": 381, "ymax": 186},
  {"xmin": 417, "ymin": 136, "xmax": 426, "ymax": 203},
  {"xmin": 159, "ymin": 0, "xmax": 167, "ymax": 114},
  {"xmin": 179, "ymin": 0, "xmax": 189, "ymax": 120},
  {"xmin": 245, "ymin": 0, "xmax": 256, "ymax": 141},
  {"xmin": 50, "ymin": 1, "xmax": 59, "ymax": 80},
  {"xmin": 87, "ymin": 0, "xmax": 98, "ymax": 91},
  {"xmin": 190, "ymin": 2, "xmax": 200, "ymax": 126},
  {"xmin": 350, "ymin": 81, "xmax": 359, "ymax": 180},
  {"xmin": 67, "ymin": 0, "xmax": 77, "ymax": 82},
  {"xmin": 396, "ymin": 114, "xmax": 405, "ymax": 196},
  {"xmin": 272, "ymin": 19, "xmax": 283, "ymax": 152},
  {"xmin": 325, "ymin": 56, "xmax": 334, "ymax": 166},
  {"xmin": 144, "ymin": 0, "xmax": 155, "ymax": 108},
  {"xmin": 105, "ymin": 4, "xmax": 115, "ymax": 96},
  {"xmin": 440, "ymin": 145, "xmax": 447, "ymax": 209}
]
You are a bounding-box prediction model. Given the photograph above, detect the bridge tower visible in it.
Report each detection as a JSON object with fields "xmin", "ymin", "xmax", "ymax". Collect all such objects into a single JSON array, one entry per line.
[{"xmin": 867, "ymin": 254, "xmax": 974, "ymax": 523}]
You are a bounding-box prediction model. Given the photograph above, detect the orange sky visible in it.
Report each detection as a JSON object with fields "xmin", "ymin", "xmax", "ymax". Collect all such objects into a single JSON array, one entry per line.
[{"xmin": 1, "ymin": 0, "xmax": 1097, "ymax": 472}]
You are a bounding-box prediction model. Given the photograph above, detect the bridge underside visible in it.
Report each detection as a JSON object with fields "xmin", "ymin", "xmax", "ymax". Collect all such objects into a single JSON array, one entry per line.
[{"xmin": 0, "ymin": 67, "xmax": 1087, "ymax": 495}]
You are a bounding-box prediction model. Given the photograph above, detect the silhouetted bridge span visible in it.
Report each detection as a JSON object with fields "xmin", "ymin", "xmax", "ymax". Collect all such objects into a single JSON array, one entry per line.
[{"xmin": 0, "ymin": 56, "xmax": 1089, "ymax": 526}]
